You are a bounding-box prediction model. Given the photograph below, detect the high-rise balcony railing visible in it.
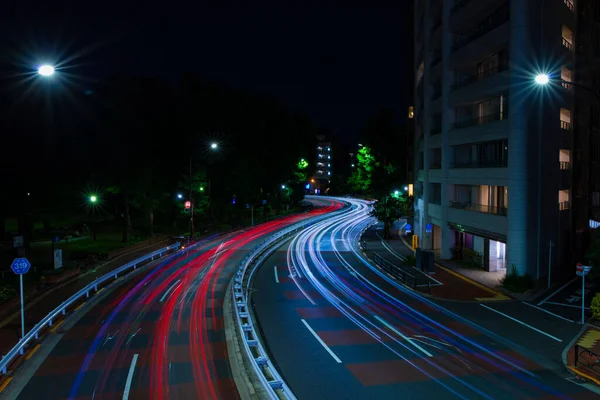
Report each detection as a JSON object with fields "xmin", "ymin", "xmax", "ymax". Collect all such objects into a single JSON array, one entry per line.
[
  {"xmin": 562, "ymin": 37, "xmax": 573, "ymax": 51},
  {"xmin": 450, "ymin": 201, "xmax": 507, "ymax": 216},
  {"xmin": 452, "ymin": 63, "xmax": 508, "ymax": 91},
  {"xmin": 452, "ymin": 4, "xmax": 509, "ymax": 52},
  {"xmin": 559, "ymin": 201, "xmax": 570, "ymax": 211},
  {"xmin": 451, "ymin": 160, "xmax": 508, "ymax": 168},
  {"xmin": 559, "ymin": 161, "xmax": 571, "ymax": 170},
  {"xmin": 564, "ymin": 0, "xmax": 574, "ymax": 11},
  {"xmin": 560, "ymin": 120, "xmax": 572, "ymax": 131},
  {"xmin": 452, "ymin": 112, "xmax": 505, "ymax": 130}
]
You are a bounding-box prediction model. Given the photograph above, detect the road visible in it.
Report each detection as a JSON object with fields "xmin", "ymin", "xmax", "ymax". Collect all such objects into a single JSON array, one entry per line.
[
  {"xmin": 253, "ymin": 198, "xmax": 596, "ymax": 400},
  {"xmin": 4, "ymin": 197, "xmax": 343, "ymax": 400}
]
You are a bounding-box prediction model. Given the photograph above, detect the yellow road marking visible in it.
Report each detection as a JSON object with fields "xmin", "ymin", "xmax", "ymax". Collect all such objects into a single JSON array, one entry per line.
[
  {"xmin": 568, "ymin": 366, "xmax": 600, "ymax": 386},
  {"xmin": 74, "ymin": 302, "xmax": 86, "ymax": 312},
  {"xmin": 0, "ymin": 377, "xmax": 12, "ymax": 393},
  {"xmin": 578, "ymin": 329, "xmax": 600, "ymax": 349},
  {"xmin": 25, "ymin": 344, "xmax": 40, "ymax": 360},
  {"xmin": 49, "ymin": 320, "xmax": 64, "ymax": 333}
]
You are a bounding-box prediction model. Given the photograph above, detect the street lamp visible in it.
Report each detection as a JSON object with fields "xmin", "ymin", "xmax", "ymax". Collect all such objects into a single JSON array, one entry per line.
[
  {"xmin": 177, "ymin": 193, "xmax": 183, "ymax": 199},
  {"xmin": 37, "ymin": 64, "xmax": 55, "ymax": 77},
  {"xmin": 281, "ymin": 185, "xmax": 286, "ymax": 189},
  {"xmin": 404, "ymin": 186, "xmax": 408, "ymax": 191},
  {"xmin": 534, "ymin": 74, "xmax": 549, "ymax": 85},
  {"xmin": 394, "ymin": 190, "xmax": 400, "ymax": 196},
  {"xmin": 89, "ymin": 195, "xmax": 97, "ymax": 203},
  {"xmin": 211, "ymin": 142, "xmax": 218, "ymax": 149}
]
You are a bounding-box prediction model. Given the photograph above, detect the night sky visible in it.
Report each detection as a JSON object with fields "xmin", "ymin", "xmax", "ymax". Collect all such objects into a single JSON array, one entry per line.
[{"xmin": 1, "ymin": 1, "xmax": 411, "ymax": 139}]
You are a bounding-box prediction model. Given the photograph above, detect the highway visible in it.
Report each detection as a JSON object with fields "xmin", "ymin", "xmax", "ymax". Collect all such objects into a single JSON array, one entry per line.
[
  {"xmin": 5, "ymin": 198, "xmax": 343, "ymax": 400},
  {"xmin": 253, "ymin": 198, "xmax": 596, "ymax": 400}
]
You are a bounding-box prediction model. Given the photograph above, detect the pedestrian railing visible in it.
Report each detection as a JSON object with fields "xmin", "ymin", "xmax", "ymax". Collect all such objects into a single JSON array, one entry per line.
[
  {"xmin": 371, "ymin": 252, "xmax": 431, "ymax": 293},
  {"xmin": 232, "ymin": 201, "xmax": 352, "ymax": 400},
  {"xmin": 0, "ymin": 242, "xmax": 182, "ymax": 375}
]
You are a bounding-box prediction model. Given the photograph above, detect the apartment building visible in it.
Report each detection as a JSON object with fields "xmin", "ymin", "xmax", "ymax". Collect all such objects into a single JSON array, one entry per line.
[
  {"xmin": 315, "ymin": 137, "xmax": 332, "ymax": 192},
  {"xmin": 412, "ymin": 0, "xmax": 598, "ymax": 281}
]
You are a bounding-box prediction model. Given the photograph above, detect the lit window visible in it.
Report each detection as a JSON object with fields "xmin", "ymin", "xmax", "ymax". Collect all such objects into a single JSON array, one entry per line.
[{"xmin": 408, "ymin": 106, "xmax": 414, "ymax": 119}]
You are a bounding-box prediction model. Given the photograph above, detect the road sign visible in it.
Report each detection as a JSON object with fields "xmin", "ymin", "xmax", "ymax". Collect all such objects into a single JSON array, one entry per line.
[
  {"xmin": 13, "ymin": 236, "xmax": 23, "ymax": 248},
  {"xmin": 576, "ymin": 263, "xmax": 591, "ymax": 277},
  {"xmin": 11, "ymin": 258, "xmax": 31, "ymax": 275},
  {"xmin": 426, "ymin": 223, "xmax": 433, "ymax": 233}
]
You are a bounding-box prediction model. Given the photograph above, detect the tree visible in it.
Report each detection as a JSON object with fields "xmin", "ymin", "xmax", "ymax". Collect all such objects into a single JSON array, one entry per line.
[
  {"xmin": 348, "ymin": 146, "xmax": 379, "ymax": 194},
  {"xmin": 370, "ymin": 192, "xmax": 408, "ymax": 239}
]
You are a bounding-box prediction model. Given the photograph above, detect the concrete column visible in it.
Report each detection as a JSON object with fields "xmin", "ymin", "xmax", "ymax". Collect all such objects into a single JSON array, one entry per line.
[
  {"xmin": 483, "ymin": 238, "xmax": 491, "ymax": 271},
  {"xmin": 420, "ymin": 0, "xmax": 432, "ymax": 249},
  {"xmin": 507, "ymin": 0, "xmax": 533, "ymax": 276}
]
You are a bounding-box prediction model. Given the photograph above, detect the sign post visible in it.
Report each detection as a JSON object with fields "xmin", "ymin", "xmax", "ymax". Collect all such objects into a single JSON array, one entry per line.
[
  {"xmin": 11, "ymin": 258, "xmax": 32, "ymax": 339},
  {"xmin": 576, "ymin": 263, "xmax": 592, "ymax": 324}
]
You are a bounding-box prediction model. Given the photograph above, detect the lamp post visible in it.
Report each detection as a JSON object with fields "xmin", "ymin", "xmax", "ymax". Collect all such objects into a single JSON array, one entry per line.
[{"xmin": 37, "ymin": 64, "xmax": 55, "ymax": 77}]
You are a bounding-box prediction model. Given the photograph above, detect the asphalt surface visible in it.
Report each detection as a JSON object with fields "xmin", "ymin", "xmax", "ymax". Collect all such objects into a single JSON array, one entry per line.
[
  {"xmin": 4, "ymin": 197, "xmax": 343, "ymax": 400},
  {"xmin": 252, "ymin": 198, "xmax": 597, "ymax": 400}
]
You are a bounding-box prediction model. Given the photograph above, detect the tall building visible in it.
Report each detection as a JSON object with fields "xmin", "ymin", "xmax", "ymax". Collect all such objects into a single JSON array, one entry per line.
[
  {"xmin": 315, "ymin": 136, "xmax": 332, "ymax": 190},
  {"xmin": 412, "ymin": 0, "xmax": 599, "ymax": 281}
]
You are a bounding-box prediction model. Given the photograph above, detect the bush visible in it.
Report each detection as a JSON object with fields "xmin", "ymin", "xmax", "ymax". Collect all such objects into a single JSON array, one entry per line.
[
  {"xmin": 501, "ymin": 264, "xmax": 534, "ymax": 293},
  {"xmin": 591, "ymin": 293, "xmax": 600, "ymax": 321},
  {"xmin": 0, "ymin": 286, "xmax": 16, "ymax": 303},
  {"xmin": 461, "ymin": 248, "xmax": 484, "ymax": 269}
]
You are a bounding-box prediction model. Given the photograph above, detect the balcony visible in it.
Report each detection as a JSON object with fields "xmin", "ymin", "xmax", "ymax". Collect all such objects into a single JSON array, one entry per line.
[
  {"xmin": 559, "ymin": 201, "xmax": 570, "ymax": 211},
  {"xmin": 563, "ymin": 0, "xmax": 574, "ymax": 11},
  {"xmin": 451, "ymin": 160, "xmax": 507, "ymax": 169},
  {"xmin": 430, "ymin": 163, "xmax": 441, "ymax": 169},
  {"xmin": 450, "ymin": 201, "xmax": 507, "ymax": 216},
  {"xmin": 559, "ymin": 161, "xmax": 571, "ymax": 170},
  {"xmin": 560, "ymin": 121, "xmax": 572, "ymax": 131},
  {"xmin": 452, "ymin": 112, "xmax": 505, "ymax": 130},
  {"xmin": 562, "ymin": 37, "xmax": 573, "ymax": 51},
  {"xmin": 452, "ymin": 63, "xmax": 508, "ymax": 91},
  {"xmin": 562, "ymin": 81, "xmax": 573, "ymax": 91},
  {"xmin": 452, "ymin": 4, "xmax": 509, "ymax": 52}
]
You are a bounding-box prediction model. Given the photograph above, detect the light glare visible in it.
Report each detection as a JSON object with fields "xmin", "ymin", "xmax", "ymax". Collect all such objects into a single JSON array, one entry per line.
[
  {"xmin": 535, "ymin": 74, "xmax": 549, "ymax": 85},
  {"xmin": 38, "ymin": 65, "xmax": 55, "ymax": 77}
]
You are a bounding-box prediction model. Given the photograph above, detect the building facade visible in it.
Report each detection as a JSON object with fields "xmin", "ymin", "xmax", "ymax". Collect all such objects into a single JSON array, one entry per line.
[
  {"xmin": 413, "ymin": 0, "xmax": 598, "ymax": 280},
  {"xmin": 315, "ymin": 136, "xmax": 332, "ymax": 192}
]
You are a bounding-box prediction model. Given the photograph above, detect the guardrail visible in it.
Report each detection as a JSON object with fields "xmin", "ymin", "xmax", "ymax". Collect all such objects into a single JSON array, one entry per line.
[
  {"xmin": 0, "ymin": 242, "xmax": 181, "ymax": 375},
  {"xmin": 232, "ymin": 202, "xmax": 352, "ymax": 399},
  {"xmin": 371, "ymin": 252, "xmax": 430, "ymax": 293}
]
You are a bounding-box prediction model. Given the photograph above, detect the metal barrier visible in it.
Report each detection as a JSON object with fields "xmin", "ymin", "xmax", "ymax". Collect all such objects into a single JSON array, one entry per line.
[
  {"xmin": 0, "ymin": 242, "xmax": 181, "ymax": 374},
  {"xmin": 371, "ymin": 252, "xmax": 430, "ymax": 293},
  {"xmin": 232, "ymin": 202, "xmax": 352, "ymax": 400}
]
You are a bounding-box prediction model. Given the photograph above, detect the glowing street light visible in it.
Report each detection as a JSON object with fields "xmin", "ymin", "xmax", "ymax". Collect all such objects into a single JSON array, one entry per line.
[
  {"xmin": 177, "ymin": 193, "xmax": 183, "ymax": 199},
  {"xmin": 199, "ymin": 187, "xmax": 204, "ymax": 192},
  {"xmin": 89, "ymin": 195, "xmax": 98, "ymax": 203},
  {"xmin": 534, "ymin": 74, "xmax": 550, "ymax": 85},
  {"xmin": 210, "ymin": 142, "xmax": 218, "ymax": 149},
  {"xmin": 281, "ymin": 185, "xmax": 286, "ymax": 189},
  {"xmin": 37, "ymin": 65, "xmax": 55, "ymax": 77},
  {"xmin": 394, "ymin": 190, "xmax": 400, "ymax": 196},
  {"xmin": 404, "ymin": 186, "xmax": 408, "ymax": 191}
]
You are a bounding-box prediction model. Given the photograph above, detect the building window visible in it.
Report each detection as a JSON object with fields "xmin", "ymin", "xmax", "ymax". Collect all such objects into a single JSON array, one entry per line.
[
  {"xmin": 559, "ymin": 149, "xmax": 571, "ymax": 170},
  {"xmin": 560, "ymin": 108, "xmax": 572, "ymax": 130},
  {"xmin": 563, "ymin": 0, "xmax": 574, "ymax": 12},
  {"xmin": 430, "ymin": 148, "xmax": 442, "ymax": 169},
  {"xmin": 561, "ymin": 66, "xmax": 573, "ymax": 91},
  {"xmin": 562, "ymin": 25, "xmax": 574, "ymax": 50},
  {"xmin": 559, "ymin": 189, "xmax": 570, "ymax": 210},
  {"xmin": 408, "ymin": 106, "xmax": 415, "ymax": 119}
]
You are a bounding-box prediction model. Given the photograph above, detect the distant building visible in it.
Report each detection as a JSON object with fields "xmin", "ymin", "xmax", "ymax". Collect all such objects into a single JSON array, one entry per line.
[
  {"xmin": 412, "ymin": 0, "xmax": 599, "ymax": 281},
  {"xmin": 315, "ymin": 136, "xmax": 332, "ymax": 188}
]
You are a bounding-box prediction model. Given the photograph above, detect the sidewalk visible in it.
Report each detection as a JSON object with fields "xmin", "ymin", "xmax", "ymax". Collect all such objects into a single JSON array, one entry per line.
[
  {"xmin": 361, "ymin": 223, "xmax": 509, "ymax": 302},
  {"xmin": 565, "ymin": 324, "xmax": 600, "ymax": 389},
  {"xmin": 0, "ymin": 236, "xmax": 173, "ymax": 355}
]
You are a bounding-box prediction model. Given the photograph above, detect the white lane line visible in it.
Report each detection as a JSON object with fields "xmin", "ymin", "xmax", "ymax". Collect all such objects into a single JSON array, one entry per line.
[
  {"xmin": 300, "ymin": 319, "xmax": 342, "ymax": 363},
  {"xmin": 479, "ymin": 304, "xmax": 562, "ymax": 342},
  {"xmin": 537, "ymin": 276, "xmax": 577, "ymax": 306},
  {"xmin": 274, "ymin": 266, "xmax": 279, "ymax": 283},
  {"xmin": 521, "ymin": 302, "xmax": 574, "ymax": 323},
  {"xmin": 122, "ymin": 353, "xmax": 139, "ymax": 400},
  {"xmin": 374, "ymin": 315, "xmax": 433, "ymax": 357},
  {"xmin": 545, "ymin": 301, "xmax": 590, "ymax": 310},
  {"xmin": 159, "ymin": 279, "xmax": 182, "ymax": 302}
]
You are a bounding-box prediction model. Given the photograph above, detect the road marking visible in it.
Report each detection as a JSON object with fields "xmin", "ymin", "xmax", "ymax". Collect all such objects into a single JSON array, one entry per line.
[
  {"xmin": 545, "ymin": 301, "xmax": 590, "ymax": 310},
  {"xmin": 74, "ymin": 302, "xmax": 86, "ymax": 311},
  {"xmin": 301, "ymin": 319, "xmax": 342, "ymax": 363},
  {"xmin": 374, "ymin": 315, "xmax": 433, "ymax": 357},
  {"xmin": 49, "ymin": 320, "xmax": 65, "ymax": 333},
  {"xmin": 480, "ymin": 304, "xmax": 562, "ymax": 342},
  {"xmin": 274, "ymin": 266, "xmax": 279, "ymax": 283},
  {"xmin": 25, "ymin": 344, "xmax": 41, "ymax": 360},
  {"xmin": 96, "ymin": 288, "xmax": 105, "ymax": 295},
  {"xmin": 521, "ymin": 302, "xmax": 574, "ymax": 323},
  {"xmin": 122, "ymin": 353, "xmax": 139, "ymax": 400},
  {"xmin": 0, "ymin": 377, "xmax": 12, "ymax": 394},
  {"xmin": 159, "ymin": 279, "xmax": 181, "ymax": 302},
  {"xmin": 537, "ymin": 277, "xmax": 578, "ymax": 306},
  {"xmin": 126, "ymin": 328, "xmax": 141, "ymax": 345}
]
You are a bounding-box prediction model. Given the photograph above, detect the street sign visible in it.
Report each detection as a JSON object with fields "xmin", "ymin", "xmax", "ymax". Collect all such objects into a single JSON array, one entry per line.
[
  {"xmin": 11, "ymin": 258, "xmax": 31, "ymax": 275},
  {"xmin": 405, "ymin": 223, "xmax": 412, "ymax": 234},
  {"xmin": 13, "ymin": 236, "xmax": 23, "ymax": 248},
  {"xmin": 426, "ymin": 223, "xmax": 433, "ymax": 233},
  {"xmin": 54, "ymin": 249, "xmax": 63, "ymax": 270},
  {"xmin": 576, "ymin": 263, "xmax": 591, "ymax": 277}
]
